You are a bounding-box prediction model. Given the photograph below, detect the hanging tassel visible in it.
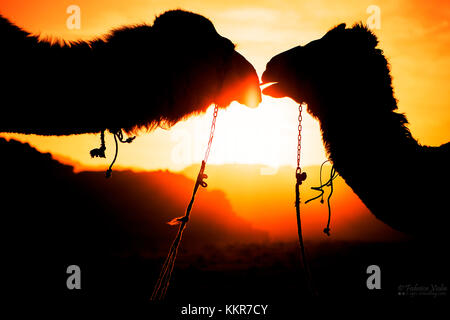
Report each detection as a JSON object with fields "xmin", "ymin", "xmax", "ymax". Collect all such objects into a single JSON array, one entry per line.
[
  {"xmin": 89, "ymin": 129, "xmax": 136, "ymax": 178},
  {"xmin": 168, "ymin": 216, "xmax": 189, "ymax": 225},
  {"xmin": 90, "ymin": 130, "xmax": 106, "ymax": 158},
  {"xmin": 105, "ymin": 130, "xmax": 136, "ymax": 178},
  {"xmin": 305, "ymin": 160, "xmax": 339, "ymax": 236}
]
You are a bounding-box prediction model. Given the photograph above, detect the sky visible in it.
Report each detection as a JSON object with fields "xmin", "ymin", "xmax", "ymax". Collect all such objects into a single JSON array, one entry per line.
[{"xmin": 1, "ymin": 0, "xmax": 449, "ymax": 172}]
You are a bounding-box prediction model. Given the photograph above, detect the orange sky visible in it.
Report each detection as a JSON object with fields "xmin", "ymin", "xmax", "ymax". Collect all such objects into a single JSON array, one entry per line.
[
  {"xmin": 1, "ymin": 0, "xmax": 449, "ymax": 173},
  {"xmin": 181, "ymin": 164, "xmax": 406, "ymax": 241}
]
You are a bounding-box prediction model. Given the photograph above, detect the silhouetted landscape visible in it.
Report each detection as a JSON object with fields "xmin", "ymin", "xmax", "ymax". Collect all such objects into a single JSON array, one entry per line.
[
  {"xmin": 0, "ymin": 1, "xmax": 449, "ymax": 316},
  {"xmin": 1, "ymin": 137, "xmax": 447, "ymax": 310}
]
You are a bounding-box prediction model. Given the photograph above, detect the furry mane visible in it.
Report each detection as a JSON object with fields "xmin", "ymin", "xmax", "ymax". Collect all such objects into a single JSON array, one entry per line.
[{"xmin": 0, "ymin": 10, "xmax": 260, "ymax": 136}]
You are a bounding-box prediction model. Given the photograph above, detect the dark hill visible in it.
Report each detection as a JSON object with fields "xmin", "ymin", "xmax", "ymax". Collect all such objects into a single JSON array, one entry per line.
[{"xmin": 0, "ymin": 137, "xmax": 266, "ymax": 302}]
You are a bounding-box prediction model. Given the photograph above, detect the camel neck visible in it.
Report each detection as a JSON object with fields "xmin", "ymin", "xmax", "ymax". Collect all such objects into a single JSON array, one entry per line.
[{"xmin": 319, "ymin": 102, "xmax": 420, "ymax": 175}]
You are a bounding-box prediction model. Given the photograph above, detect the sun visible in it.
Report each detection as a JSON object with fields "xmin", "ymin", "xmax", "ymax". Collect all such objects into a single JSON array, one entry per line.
[{"xmin": 197, "ymin": 96, "xmax": 326, "ymax": 169}]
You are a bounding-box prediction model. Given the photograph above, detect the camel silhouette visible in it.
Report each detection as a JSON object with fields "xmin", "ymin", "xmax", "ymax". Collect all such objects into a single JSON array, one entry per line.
[
  {"xmin": 262, "ymin": 23, "xmax": 449, "ymax": 237},
  {"xmin": 0, "ymin": 10, "xmax": 261, "ymax": 137}
]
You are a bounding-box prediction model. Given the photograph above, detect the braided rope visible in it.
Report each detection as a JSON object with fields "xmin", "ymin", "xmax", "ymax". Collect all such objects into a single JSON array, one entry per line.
[{"xmin": 151, "ymin": 105, "xmax": 219, "ymax": 300}]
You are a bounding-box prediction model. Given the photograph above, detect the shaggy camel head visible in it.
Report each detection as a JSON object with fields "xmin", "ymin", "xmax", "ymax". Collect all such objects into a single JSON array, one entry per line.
[
  {"xmin": 262, "ymin": 23, "xmax": 450, "ymax": 237},
  {"xmin": 0, "ymin": 10, "xmax": 261, "ymax": 136},
  {"xmin": 262, "ymin": 23, "xmax": 396, "ymax": 120}
]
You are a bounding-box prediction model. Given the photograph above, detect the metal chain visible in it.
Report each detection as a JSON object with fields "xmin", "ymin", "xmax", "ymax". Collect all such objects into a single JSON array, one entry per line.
[
  {"xmin": 294, "ymin": 102, "xmax": 315, "ymax": 295},
  {"xmin": 203, "ymin": 105, "xmax": 219, "ymax": 163},
  {"xmin": 296, "ymin": 103, "xmax": 303, "ymax": 173}
]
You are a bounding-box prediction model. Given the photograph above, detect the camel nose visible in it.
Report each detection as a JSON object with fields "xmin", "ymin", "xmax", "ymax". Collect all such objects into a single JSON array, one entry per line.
[
  {"xmin": 228, "ymin": 51, "xmax": 262, "ymax": 108},
  {"xmin": 261, "ymin": 56, "xmax": 285, "ymax": 85},
  {"xmin": 243, "ymin": 78, "xmax": 262, "ymax": 108},
  {"xmin": 262, "ymin": 45, "xmax": 303, "ymax": 84}
]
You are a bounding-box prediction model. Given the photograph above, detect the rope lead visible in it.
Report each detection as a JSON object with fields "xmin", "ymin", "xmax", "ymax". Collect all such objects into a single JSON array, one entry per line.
[
  {"xmin": 295, "ymin": 103, "xmax": 316, "ymax": 296},
  {"xmin": 151, "ymin": 105, "xmax": 219, "ymax": 301}
]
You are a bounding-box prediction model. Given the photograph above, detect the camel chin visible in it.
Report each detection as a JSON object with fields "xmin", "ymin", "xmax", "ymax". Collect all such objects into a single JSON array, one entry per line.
[
  {"xmin": 262, "ymin": 81, "xmax": 305, "ymax": 105},
  {"xmin": 261, "ymin": 82, "xmax": 284, "ymax": 98}
]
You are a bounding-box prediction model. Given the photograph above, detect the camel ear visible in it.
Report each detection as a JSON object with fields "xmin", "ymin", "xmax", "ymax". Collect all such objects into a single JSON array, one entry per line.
[
  {"xmin": 324, "ymin": 23, "xmax": 346, "ymax": 38},
  {"xmin": 335, "ymin": 23, "xmax": 346, "ymax": 31},
  {"xmin": 351, "ymin": 23, "xmax": 379, "ymax": 49}
]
